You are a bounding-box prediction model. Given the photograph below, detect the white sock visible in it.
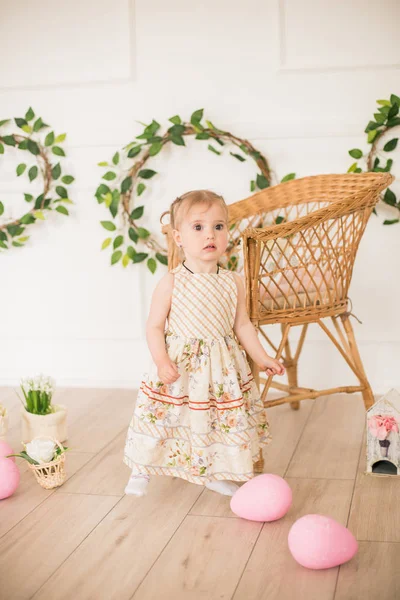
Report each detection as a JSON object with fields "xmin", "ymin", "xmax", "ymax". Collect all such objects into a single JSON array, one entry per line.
[
  {"xmin": 124, "ymin": 473, "xmax": 150, "ymax": 497},
  {"xmin": 205, "ymin": 480, "xmax": 240, "ymax": 496}
]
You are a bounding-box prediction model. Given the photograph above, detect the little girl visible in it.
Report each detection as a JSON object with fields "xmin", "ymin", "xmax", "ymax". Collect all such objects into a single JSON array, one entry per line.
[{"xmin": 123, "ymin": 190, "xmax": 285, "ymax": 497}]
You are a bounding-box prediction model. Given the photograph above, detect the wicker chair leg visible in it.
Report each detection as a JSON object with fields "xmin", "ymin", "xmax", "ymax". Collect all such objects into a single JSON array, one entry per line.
[
  {"xmin": 253, "ymin": 449, "xmax": 264, "ymax": 474},
  {"xmin": 282, "ymin": 325, "xmax": 300, "ymax": 411},
  {"xmin": 340, "ymin": 313, "xmax": 375, "ymax": 410},
  {"xmin": 248, "ymin": 354, "xmax": 265, "ymax": 473}
]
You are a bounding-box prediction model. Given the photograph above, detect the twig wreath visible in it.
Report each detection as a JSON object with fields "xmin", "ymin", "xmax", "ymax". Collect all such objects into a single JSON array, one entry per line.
[
  {"xmin": 95, "ymin": 108, "xmax": 295, "ymax": 273},
  {"xmin": 347, "ymin": 93, "xmax": 399, "ymax": 225},
  {"xmin": 0, "ymin": 107, "xmax": 73, "ymax": 250}
]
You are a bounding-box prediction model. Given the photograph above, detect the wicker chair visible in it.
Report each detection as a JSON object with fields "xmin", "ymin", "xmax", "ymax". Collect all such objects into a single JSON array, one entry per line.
[{"xmin": 162, "ymin": 172, "xmax": 394, "ymax": 472}]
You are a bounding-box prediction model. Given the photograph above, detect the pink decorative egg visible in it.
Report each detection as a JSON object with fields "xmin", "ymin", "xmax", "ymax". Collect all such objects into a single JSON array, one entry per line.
[
  {"xmin": 288, "ymin": 514, "xmax": 358, "ymax": 569},
  {"xmin": 0, "ymin": 457, "xmax": 20, "ymax": 500},
  {"xmin": 230, "ymin": 474, "xmax": 292, "ymax": 522},
  {"xmin": 0, "ymin": 440, "xmax": 15, "ymax": 463}
]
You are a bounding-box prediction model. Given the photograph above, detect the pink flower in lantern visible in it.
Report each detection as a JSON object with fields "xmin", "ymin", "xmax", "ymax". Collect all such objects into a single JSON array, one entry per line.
[{"xmin": 368, "ymin": 414, "xmax": 399, "ymax": 441}]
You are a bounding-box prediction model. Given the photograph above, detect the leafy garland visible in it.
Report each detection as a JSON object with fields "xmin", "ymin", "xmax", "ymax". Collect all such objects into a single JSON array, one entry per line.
[
  {"xmin": 0, "ymin": 107, "xmax": 73, "ymax": 250},
  {"xmin": 95, "ymin": 108, "xmax": 295, "ymax": 273},
  {"xmin": 347, "ymin": 93, "xmax": 399, "ymax": 225}
]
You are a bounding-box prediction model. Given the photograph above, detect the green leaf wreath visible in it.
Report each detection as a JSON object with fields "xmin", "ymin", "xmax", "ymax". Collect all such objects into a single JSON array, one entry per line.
[
  {"xmin": 347, "ymin": 94, "xmax": 399, "ymax": 225},
  {"xmin": 0, "ymin": 107, "xmax": 73, "ymax": 250},
  {"xmin": 95, "ymin": 108, "xmax": 295, "ymax": 273}
]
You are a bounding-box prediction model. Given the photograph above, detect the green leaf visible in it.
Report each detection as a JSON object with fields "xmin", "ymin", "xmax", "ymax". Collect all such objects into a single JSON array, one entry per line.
[
  {"xmin": 387, "ymin": 103, "xmax": 399, "ymax": 120},
  {"xmin": 387, "ymin": 117, "xmax": 400, "ymax": 128},
  {"xmin": 15, "ymin": 118, "xmax": 28, "ymax": 129},
  {"xmin": 171, "ymin": 135, "xmax": 185, "ymax": 146},
  {"xmin": 0, "ymin": 143, "xmax": 3, "ymax": 154},
  {"xmin": 101, "ymin": 237, "xmax": 112, "ymax": 250},
  {"xmin": 374, "ymin": 112, "xmax": 387, "ymax": 124},
  {"xmin": 349, "ymin": 149, "xmax": 363, "ymax": 159},
  {"xmin": 132, "ymin": 252, "xmax": 148, "ymax": 263},
  {"xmin": 61, "ymin": 175, "xmax": 74, "ymax": 184},
  {"xmin": 0, "ymin": 119, "xmax": 10, "ymax": 127},
  {"xmin": 137, "ymin": 183, "xmax": 146, "ymax": 196},
  {"xmin": 34, "ymin": 210, "xmax": 45, "ymax": 220},
  {"xmin": 383, "ymin": 138, "xmax": 398, "ymax": 152},
  {"xmin": 16, "ymin": 163, "xmax": 26, "ymax": 176},
  {"xmin": 56, "ymin": 205, "xmax": 69, "ymax": 216},
  {"xmin": 101, "ymin": 221, "xmax": 116, "ymax": 231},
  {"xmin": 55, "ymin": 133, "xmax": 66, "ymax": 143},
  {"xmin": 127, "ymin": 245, "xmax": 136, "ymax": 259},
  {"xmin": 383, "ymin": 219, "xmax": 399, "ymax": 225},
  {"xmin": 129, "ymin": 227, "xmax": 138, "ymax": 243},
  {"xmin": 0, "ymin": 201, "xmax": 3, "ymax": 216},
  {"xmin": 137, "ymin": 227, "xmax": 150, "ymax": 238},
  {"xmin": 28, "ymin": 166, "xmax": 38, "ymax": 181},
  {"xmin": 383, "ymin": 188, "xmax": 396, "ymax": 206},
  {"xmin": 21, "ymin": 124, "xmax": 32, "ymax": 134},
  {"xmin": 98, "ymin": 161, "xmax": 108, "ymax": 167},
  {"xmin": 27, "ymin": 139, "xmax": 40, "ymax": 156},
  {"xmin": 121, "ymin": 176, "xmax": 132, "ymax": 194},
  {"xmin": 169, "ymin": 115, "xmax": 182, "ymax": 125},
  {"xmin": 275, "ymin": 216, "xmax": 285, "ymax": 224},
  {"xmin": 256, "ymin": 174, "xmax": 270, "ymax": 189},
  {"xmin": 56, "ymin": 186, "xmax": 68, "ymax": 198},
  {"xmin": 367, "ymin": 130, "xmax": 378, "ymax": 143},
  {"xmin": 190, "ymin": 109, "xmax": 204, "ymax": 125},
  {"xmin": 149, "ymin": 141, "xmax": 163, "ymax": 156},
  {"xmin": 95, "ymin": 184, "xmax": 110, "ymax": 199},
  {"xmin": 281, "ymin": 173, "xmax": 296, "ymax": 182},
  {"xmin": 138, "ymin": 169, "xmax": 157, "ymax": 179},
  {"xmin": 122, "ymin": 253, "xmax": 130, "ymax": 267},
  {"xmin": 111, "ymin": 250, "xmax": 122, "ymax": 265},
  {"xmin": 110, "ymin": 190, "xmax": 120, "ymax": 218},
  {"xmin": 103, "ymin": 171, "xmax": 117, "ymax": 181},
  {"xmin": 250, "ymin": 180, "xmax": 256, "ymax": 192},
  {"xmin": 20, "ymin": 213, "xmax": 36, "ymax": 225},
  {"xmin": 33, "ymin": 117, "xmax": 43, "ymax": 132},
  {"xmin": 3, "ymin": 135, "xmax": 16, "ymax": 146},
  {"xmin": 208, "ymin": 144, "xmax": 221, "ymax": 155},
  {"xmin": 25, "ymin": 107, "xmax": 35, "ymax": 121},
  {"xmin": 195, "ymin": 132, "xmax": 210, "ymax": 140},
  {"xmin": 127, "ymin": 146, "xmax": 141, "ymax": 158},
  {"xmin": 390, "ymin": 94, "xmax": 400, "ymax": 106},
  {"xmin": 24, "ymin": 193, "xmax": 33, "ymax": 202},
  {"xmin": 45, "ymin": 131, "xmax": 55, "ymax": 146},
  {"xmin": 377, "ymin": 99, "xmax": 391, "ymax": 106},
  {"xmin": 364, "ymin": 120, "xmax": 380, "ymax": 133},
  {"xmin": 52, "ymin": 146, "xmax": 65, "ymax": 157},
  {"xmin": 156, "ymin": 252, "xmax": 168, "ymax": 265},
  {"xmin": 104, "ymin": 192, "xmax": 112, "ymax": 208},
  {"xmin": 7, "ymin": 225, "xmax": 24, "ymax": 237},
  {"xmin": 130, "ymin": 205, "xmax": 144, "ymax": 220},
  {"xmin": 112, "ymin": 151, "xmax": 120, "ymax": 165},
  {"xmin": 147, "ymin": 258, "xmax": 157, "ymax": 274},
  {"xmin": 168, "ymin": 124, "xmax": 185, "ymax": 136},
  {"xmin": 113, "ymin": 235, "xmax": 123, "ymax": 249},
  {"xmin": 230, "ymin": 152, "xmax": 246, "ymax": 162},
  {"xmin": 51, "ymin": 163, "xmax": 61, "ymax": 180},
  {"xmin": 347, "ymin": 162, "xmax": 357, "ymax": 173}
]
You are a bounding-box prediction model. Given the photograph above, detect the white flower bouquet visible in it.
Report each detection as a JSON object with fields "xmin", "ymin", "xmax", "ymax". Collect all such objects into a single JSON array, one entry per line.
[
  {"xmin": 0, "ymin": 403, "xmax": 8, "ymax": 438},
  {"xmin": 19, "ymin": 374, "xmax": 56, "ymax": 415}
]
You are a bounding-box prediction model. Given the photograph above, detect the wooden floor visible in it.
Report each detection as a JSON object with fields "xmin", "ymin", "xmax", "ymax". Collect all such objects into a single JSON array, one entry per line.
[{"xmin": 0, "ymin": 387, "xmax": 399, "ymax": 600}]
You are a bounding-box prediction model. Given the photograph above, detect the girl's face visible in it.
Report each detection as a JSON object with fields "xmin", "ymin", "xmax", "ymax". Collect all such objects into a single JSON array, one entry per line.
[{"xmin": 173, "ymin": 202, "xmax": 228, "ymax": 263}]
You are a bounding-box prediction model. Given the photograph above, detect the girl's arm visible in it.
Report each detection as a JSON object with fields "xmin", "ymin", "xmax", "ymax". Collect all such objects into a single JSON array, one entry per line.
[
  {"xmin": 233, "ymin": 273, "xmax": 285, "ymax": 376},
  {"xmin": 146, "ymin": 273, "xmax": 179, "ymax": 384}
]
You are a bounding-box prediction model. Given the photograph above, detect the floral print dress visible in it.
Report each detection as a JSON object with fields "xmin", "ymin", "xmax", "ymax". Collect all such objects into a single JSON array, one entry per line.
[{"xmin": 123, "ymin": 262, "xmax": 271, "ymax": 485}]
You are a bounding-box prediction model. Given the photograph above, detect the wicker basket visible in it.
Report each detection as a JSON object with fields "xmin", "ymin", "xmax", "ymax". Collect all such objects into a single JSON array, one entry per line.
[{"xmin": 28, "ymin": 436, "xmax": 67, "ymax": 489}]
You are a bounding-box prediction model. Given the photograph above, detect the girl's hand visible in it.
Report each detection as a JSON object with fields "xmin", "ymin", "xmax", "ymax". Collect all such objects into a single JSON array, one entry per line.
[
  {"xmin": 157, "ymin": 358, "xmax": 180, "ymax": 385},
  {"xmin": 260, "ymin": 356, "xmax": 285, "ymax": 377}
]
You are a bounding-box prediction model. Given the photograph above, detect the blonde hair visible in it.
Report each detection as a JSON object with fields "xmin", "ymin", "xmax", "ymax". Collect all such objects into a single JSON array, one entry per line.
[{"xmin": 160, "ymin": 190, "xmax": 228, "ymax": 230}]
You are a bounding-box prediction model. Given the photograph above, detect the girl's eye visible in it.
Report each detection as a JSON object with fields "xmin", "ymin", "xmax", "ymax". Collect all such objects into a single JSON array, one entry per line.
[
  {"xmin": 193, "ymin": 224, "xmax": 202, "ymax": 231},
  {"xmin": 215, "ymin": 224, "xmax": 224, "ymax": 230}
]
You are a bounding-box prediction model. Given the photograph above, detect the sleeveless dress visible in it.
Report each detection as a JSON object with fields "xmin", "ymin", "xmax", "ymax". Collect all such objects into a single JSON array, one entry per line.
[{"xmin": 123, "ymin": 262, "xmax": 271, "ymax": 485}]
